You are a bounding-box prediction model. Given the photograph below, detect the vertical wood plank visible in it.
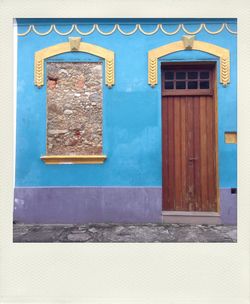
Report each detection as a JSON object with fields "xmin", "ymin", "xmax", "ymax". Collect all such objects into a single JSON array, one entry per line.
[
  {"xmin": 186, "ymin": 96, "xmax": 195, "ymax": 211},
  {"xmin": 180, "ymin": 96, "xmax": 187, "ymax": 210},
  {"xmin": 200, "ymin": 96, "xmax": 209, "ymax": 211},
  {"xmin": 162, "ymin": 97, "xmax": 168, "ymax": 210},
  {"xmin": 212, "ymin": 92, "xmax": 218, "ymax": 211},
  {"xmin": 174, "ymin": 97, "xmax": 182, "ymax": 210},
  {"xmin": 168, "ymin": 97, "xmax": 175, "ymax": 210},
  {"xmin": 193, "ymin": 96, "xmax": 201, "ymax": 211},
  {"xmin": 206, "ymin": 95, "xmax": 217, "ymax": 211}
]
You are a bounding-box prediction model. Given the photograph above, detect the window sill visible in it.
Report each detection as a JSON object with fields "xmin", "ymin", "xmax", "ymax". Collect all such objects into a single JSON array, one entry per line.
[{"xmin": 40, "ymin": 155, "xmax": 107, "ymax": 165}]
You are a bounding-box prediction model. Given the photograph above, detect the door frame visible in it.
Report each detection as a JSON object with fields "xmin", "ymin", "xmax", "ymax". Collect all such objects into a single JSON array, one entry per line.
[{"xmin": 161, "ymin": 61, "xmax": 220, "ymax": 213}]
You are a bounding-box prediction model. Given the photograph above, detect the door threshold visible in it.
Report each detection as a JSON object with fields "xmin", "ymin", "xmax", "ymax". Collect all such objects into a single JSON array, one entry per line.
[
  {"xmin": 162, "ymin": 211, "xmax": 221, "ymax": 224},
  {"xmin": 162, "ymin": 211, "xmax": 220, "ymax": 217}
]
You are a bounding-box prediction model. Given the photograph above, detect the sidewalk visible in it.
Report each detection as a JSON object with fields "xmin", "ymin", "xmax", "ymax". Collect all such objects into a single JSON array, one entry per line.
[{"xmin": 13, "ymin": 223, "xmax": 237, "ymax": 243}]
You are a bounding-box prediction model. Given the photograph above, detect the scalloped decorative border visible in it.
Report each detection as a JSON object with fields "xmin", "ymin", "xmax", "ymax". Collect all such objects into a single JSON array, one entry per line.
[
  {"xmin": 34, "ymin": 39, "xmax": 115, "ymax": 88},
  {"xmin": 148, "ymin": 39, "xmax": 230, "ymax": 87},
  {"xmin": 18, "ymin": 23, "xmax": 237, "ymax": 37}
]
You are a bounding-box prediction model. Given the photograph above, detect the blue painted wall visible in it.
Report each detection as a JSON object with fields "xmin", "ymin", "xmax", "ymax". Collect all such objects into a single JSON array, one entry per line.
[{"xmin": 15, "ymin": 19, "xmax": 237, "ymax": 187}]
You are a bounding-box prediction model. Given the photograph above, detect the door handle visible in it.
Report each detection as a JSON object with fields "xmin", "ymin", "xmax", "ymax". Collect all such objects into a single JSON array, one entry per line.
[{"xmin": 189, "ymin": 157, "xmax": 198, "ymax": 161}]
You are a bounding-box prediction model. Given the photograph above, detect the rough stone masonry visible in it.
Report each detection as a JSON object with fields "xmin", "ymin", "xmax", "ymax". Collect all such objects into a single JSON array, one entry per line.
[
  {"xmin": 46, "ymin": 62, "xmax": 103, "ymax": 155},
  {"xmin": 13, "ymin": 223, "xmax": 237, "ymax": 243}
]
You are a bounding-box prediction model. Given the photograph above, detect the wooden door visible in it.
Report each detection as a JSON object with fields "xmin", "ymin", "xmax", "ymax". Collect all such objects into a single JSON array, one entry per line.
[{"xmin": 162, "ymin": 64, "xmax": 218, "ymax": 212}]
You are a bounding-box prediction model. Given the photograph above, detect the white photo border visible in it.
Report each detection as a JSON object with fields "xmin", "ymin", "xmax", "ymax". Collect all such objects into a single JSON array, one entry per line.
[{"xmin": 0, "ymin": 0, "xmax": 249, "ymax": 303}]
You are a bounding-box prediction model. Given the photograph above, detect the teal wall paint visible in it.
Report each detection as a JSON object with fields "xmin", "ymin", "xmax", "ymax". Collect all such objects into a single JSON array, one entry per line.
[{"xmin": 15, "ymin": 19, "xmax": 237, "ymax": 187}]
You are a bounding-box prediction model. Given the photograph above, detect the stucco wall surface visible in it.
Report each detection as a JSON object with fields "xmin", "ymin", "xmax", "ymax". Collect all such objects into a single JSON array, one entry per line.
[{"xmin": 15, "ymin": 18, "xmax": 237, "ymax": 188}]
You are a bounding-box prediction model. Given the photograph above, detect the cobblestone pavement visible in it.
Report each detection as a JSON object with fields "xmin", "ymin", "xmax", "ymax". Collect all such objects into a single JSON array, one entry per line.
[{"xmin": 13, "ymin": 223, "xmax": 237, "ymax": 243}]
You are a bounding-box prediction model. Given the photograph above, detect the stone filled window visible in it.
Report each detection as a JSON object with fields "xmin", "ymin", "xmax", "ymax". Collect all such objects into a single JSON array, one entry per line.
[{"xmin": 46, "ymin": 62, "xmax": 103, "ymax": 155}]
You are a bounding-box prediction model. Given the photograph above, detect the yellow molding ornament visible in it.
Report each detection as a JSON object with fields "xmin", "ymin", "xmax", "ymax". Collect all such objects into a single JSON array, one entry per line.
[
  {"xmin": 182, "ymin": 35, "xmax": 195, "ymax": 49},
  {"xmin": 69, "ymin": 37, "xmax": 81, "ymax": 51},
  {"xmin": 34, "ymin": 37, "xmax": 115, "ymax": 88},
  {"xmin": 148, "ymin": 36, "xmax": 230, "ymax": 87},
  {"xmin": 41, "ymin": 155, "xmax": 107, "ymax": 164}
]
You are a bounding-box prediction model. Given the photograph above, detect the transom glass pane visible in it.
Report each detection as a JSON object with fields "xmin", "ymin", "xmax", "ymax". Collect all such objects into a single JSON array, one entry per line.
[
  {"xmin": 165, "ymin": 71, "xmax": 174, "ymax": 80},
  {"xmin": 200, "ymin": 71, "xmax": 209, "ymax": 79},
  {"xmin": 165, "ymin": 81, "xmax": 174, "ymax": 89},
  {"xmin": 188, "ymin": 72, "xmax": 198, "ymax": 79},
  {"xmin": 188, "ymin": 81, "xmax": 198, "ymax": 89},
  {"xmin": 176, "ymin": 81, "xmax": 186, "ymax": 89},
  {"xmin": 200, "ymin": 81, "xmax": 209, "ymax": 89},
  {"xmin": 176, "ymin": 72, "xmax": 186, "ymax": 79}
]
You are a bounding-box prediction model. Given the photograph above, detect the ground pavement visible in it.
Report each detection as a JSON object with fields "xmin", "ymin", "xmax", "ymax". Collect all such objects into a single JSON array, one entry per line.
[{"xmin": 13, "ymin": 223, "xmax": 237, "ymax": 243}]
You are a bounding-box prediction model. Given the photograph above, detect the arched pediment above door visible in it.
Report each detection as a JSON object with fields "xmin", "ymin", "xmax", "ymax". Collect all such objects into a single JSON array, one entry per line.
[
  {"xmin": 148, "ymin": 35, "xmax": 230, "ymax": 87},
  {"xmin": 34, "ymin": 37, "xmax": 115, "ymax": 88}
]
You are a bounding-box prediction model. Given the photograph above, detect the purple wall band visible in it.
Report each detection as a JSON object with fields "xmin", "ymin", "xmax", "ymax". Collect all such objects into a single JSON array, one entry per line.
[
  {"xmin": 13, "ymin": 187, "xmax": 237, "ymax": 224},
  {"xmin": 220, "ymin": 188, "xmax": 237, "ymax": 224},
  {"xmin": 14, "ymin": 187, "xmax": 162, "ymax": 224}
]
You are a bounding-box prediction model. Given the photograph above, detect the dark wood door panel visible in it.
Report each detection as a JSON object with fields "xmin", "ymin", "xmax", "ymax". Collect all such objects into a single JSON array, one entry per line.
[{"xmin": 162, "ymin": 93, "xmax": 217, "ymax": 212}]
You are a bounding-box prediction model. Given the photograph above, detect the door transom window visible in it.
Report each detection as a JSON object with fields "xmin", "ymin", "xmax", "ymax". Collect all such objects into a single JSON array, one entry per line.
[{"xmin": 162, "ymin": 65, "xmax": 214, "ymax": 96}]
